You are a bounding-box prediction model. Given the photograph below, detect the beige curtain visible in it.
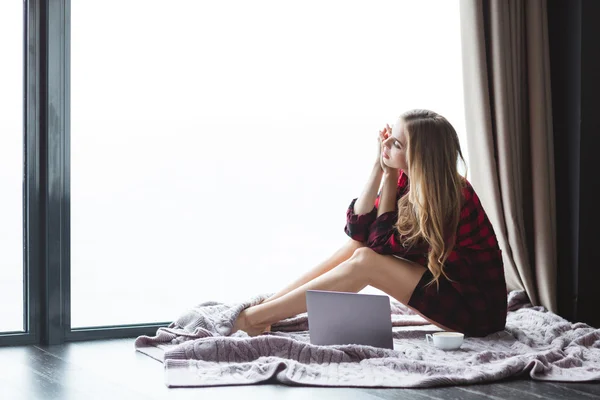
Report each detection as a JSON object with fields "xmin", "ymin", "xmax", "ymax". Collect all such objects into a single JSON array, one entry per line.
[{"xmin": 459, "ymin": 0, "xmax": 557, "ymax": 312}]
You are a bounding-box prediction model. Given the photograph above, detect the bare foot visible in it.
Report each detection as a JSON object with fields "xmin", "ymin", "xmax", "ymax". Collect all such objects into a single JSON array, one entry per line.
[{"xmin": 231, "ymin": 308, "xmax": 271, "ymax": 337}]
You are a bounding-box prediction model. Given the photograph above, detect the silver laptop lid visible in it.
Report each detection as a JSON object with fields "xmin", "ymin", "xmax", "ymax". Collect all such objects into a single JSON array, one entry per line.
[{"xmin": 306, "ymin": 290, "xmax": 393, "ymax": 349}]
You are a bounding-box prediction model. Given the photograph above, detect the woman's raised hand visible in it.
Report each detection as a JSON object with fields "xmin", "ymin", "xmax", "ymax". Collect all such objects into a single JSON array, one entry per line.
[{"xmin": 377, "ymin": 124, "xmax": 393, "ymax": 172}]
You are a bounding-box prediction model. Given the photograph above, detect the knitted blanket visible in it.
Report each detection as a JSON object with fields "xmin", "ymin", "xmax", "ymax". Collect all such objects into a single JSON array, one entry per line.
[{"xmin": 134, "ymin": 290, "xmax": 600, "ymax": 387}]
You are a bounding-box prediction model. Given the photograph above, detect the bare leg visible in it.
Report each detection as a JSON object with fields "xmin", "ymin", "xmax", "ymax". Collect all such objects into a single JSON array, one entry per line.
[
  {"xmin": 262, "ymin": 238, "xmax": 366, "ymax": 305},
  {"xmin": 231, "ymin": 247, "xmax": 448, "ymax": 336},
  {"xmin": 232, "ymin": 250, "xmax": 369, "ymax": 336},
  {"xmin": 251, "ymin": 239, "xmax": 365, "ymax": 333}
]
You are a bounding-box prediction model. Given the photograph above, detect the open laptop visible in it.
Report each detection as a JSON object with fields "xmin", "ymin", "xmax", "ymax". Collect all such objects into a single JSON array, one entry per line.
[{"xmin": 306, "ymin": 290, "xmax": 396, "ymax": 350}]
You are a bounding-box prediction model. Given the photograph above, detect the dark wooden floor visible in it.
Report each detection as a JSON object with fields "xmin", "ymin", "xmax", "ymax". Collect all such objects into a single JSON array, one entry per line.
[{"xmin": 0, "ymin": 339, "xmax": 598, "ymax": 400}]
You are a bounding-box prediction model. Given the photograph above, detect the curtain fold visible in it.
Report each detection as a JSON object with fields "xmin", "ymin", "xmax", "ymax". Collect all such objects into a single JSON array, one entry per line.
[{"xmin": 459, "ymin": 0, "xmax": 557, "ymax": 312}]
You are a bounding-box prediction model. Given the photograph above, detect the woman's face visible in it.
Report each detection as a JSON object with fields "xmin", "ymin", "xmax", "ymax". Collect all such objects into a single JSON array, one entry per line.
[{"xmin": 382, "ymin": 117, "xmax": 409, "ymax": 173}]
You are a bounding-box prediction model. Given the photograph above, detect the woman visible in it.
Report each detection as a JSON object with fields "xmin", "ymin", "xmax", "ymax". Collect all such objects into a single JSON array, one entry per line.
[{"xmin": 232, "ymin": 109, "xmax": 508, "ymax": 338}]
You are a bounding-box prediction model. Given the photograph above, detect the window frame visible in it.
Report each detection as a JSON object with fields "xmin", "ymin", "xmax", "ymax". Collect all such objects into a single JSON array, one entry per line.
[
  {"xmin": 0, "ymin": 0, "xmax": 168, "ymax": 347},
  {"xmin": 0, "ymin": 0, "xmax": 42, "ymax": 347},
  {"xmin": 1, "ymin": 0, "xmax": 467, "ymax": 346}
]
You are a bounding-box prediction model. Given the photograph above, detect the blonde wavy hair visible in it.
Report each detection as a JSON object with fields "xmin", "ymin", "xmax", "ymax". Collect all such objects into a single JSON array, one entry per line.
[{"xmin": 394, "ymin": 109, "xmax": 467, "ymax": 292}]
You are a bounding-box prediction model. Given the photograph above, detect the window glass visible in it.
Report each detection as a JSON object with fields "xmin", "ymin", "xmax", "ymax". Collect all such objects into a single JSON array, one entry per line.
[{"xmin": 70, "ymin": 0, "xmax": 467, "ymax": 327}]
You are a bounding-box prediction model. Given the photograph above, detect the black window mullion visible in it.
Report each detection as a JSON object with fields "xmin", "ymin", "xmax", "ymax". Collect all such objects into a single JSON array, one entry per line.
[
  {"xmin": 24, "ymin": 0, "xmax": 42, "ymax": 345},
  {"xmin": 42, "ymin": 0, "xmax": 70, "ymax": 345}
]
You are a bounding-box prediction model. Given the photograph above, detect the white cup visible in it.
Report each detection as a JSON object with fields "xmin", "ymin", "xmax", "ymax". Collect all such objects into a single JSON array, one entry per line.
[{"xmin": 425, "ymin": 332, "xmax": 464, "ymax": 350}]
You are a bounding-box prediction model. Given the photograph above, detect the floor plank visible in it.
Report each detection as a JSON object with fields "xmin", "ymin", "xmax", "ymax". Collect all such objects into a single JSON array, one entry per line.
[
  {"xmin": 366, "ymin": 383, "xmax": 545, "ymax": 400},
  {"xmin": 543, "ymin": 381, "xmax": 600, "ymax": 398},
  {"xmin": 502, "ymin": 379, "xmax": 598, "ymax": 399},
  {"xmin": 0, "ymin": 345, "xmax": 146, "ymax": 400},
  {"xmin": 363, "ymin": 387, "xmax": 452, "ymax": 400},
  {"xmin": 0, "ymin": 345, "xmax": 66, "ymax": 400},
  {"xmin": 0, "ymin": 373, "xmax": 34, "ymax": 400}
]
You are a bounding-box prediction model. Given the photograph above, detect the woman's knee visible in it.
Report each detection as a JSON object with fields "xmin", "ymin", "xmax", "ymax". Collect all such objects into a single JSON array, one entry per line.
[
  {"xmin": 351, "ymin": 246, "xmax": 376, "ymax": 260},
  {"xmin": 342, "ymin": 247, "xmax": 377, "ymax": 280},
  {"xmin": 347, "ymin": 247, "xmax": 378, "ymax": 273}
]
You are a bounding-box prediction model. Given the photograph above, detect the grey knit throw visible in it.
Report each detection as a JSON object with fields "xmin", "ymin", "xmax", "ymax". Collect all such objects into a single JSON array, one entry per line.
[{"xmin": 134, "ymin": 290, "xmax": 600, "ymax": 387}]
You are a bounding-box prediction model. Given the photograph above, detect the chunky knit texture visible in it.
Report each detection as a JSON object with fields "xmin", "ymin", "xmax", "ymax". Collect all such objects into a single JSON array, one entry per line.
[{"xmin": 134, "ymin": 290, "xmax": 600, "ymax": 387}]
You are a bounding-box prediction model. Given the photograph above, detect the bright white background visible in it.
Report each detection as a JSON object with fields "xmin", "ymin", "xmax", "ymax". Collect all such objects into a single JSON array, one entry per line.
[
  {"xmin": 0, "ymin": 0, "xmax": 468, "ymax": 330},
  {"xmin": 0, "ymin": 1, "xmax": 24, "ymax": 332}
]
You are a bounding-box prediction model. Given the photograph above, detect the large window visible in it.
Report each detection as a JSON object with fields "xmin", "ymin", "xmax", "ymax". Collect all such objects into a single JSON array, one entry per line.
[
  {"xmin": 70, "ymin": 0, "xmax": 467, "ymax": 328},
  {"xmin": 0, "ymin": 1, "xmax": 25, "ymax": 333}
]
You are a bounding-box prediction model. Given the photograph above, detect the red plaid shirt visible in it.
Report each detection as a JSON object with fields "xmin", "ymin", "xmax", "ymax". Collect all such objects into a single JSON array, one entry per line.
[{"xmin": 344, "ymin": 171, "xmax": 508, "ymax": 335}]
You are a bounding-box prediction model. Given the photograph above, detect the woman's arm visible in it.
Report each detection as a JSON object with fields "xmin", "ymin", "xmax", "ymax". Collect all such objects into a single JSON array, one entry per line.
[
  {"xmin": 344, "ymin": 163, "xmax": 384, "ymax": 243},
  {"xmin": 376, "ymin": 171, "xmax": 400, "ymax": 217},
  {"xmin": 367, "ymin": 171, "xmax": 428, "ymax": 256},
  {"xmin": 353, "ymin": 163, "xmax": 384, "ymax": 215}
]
